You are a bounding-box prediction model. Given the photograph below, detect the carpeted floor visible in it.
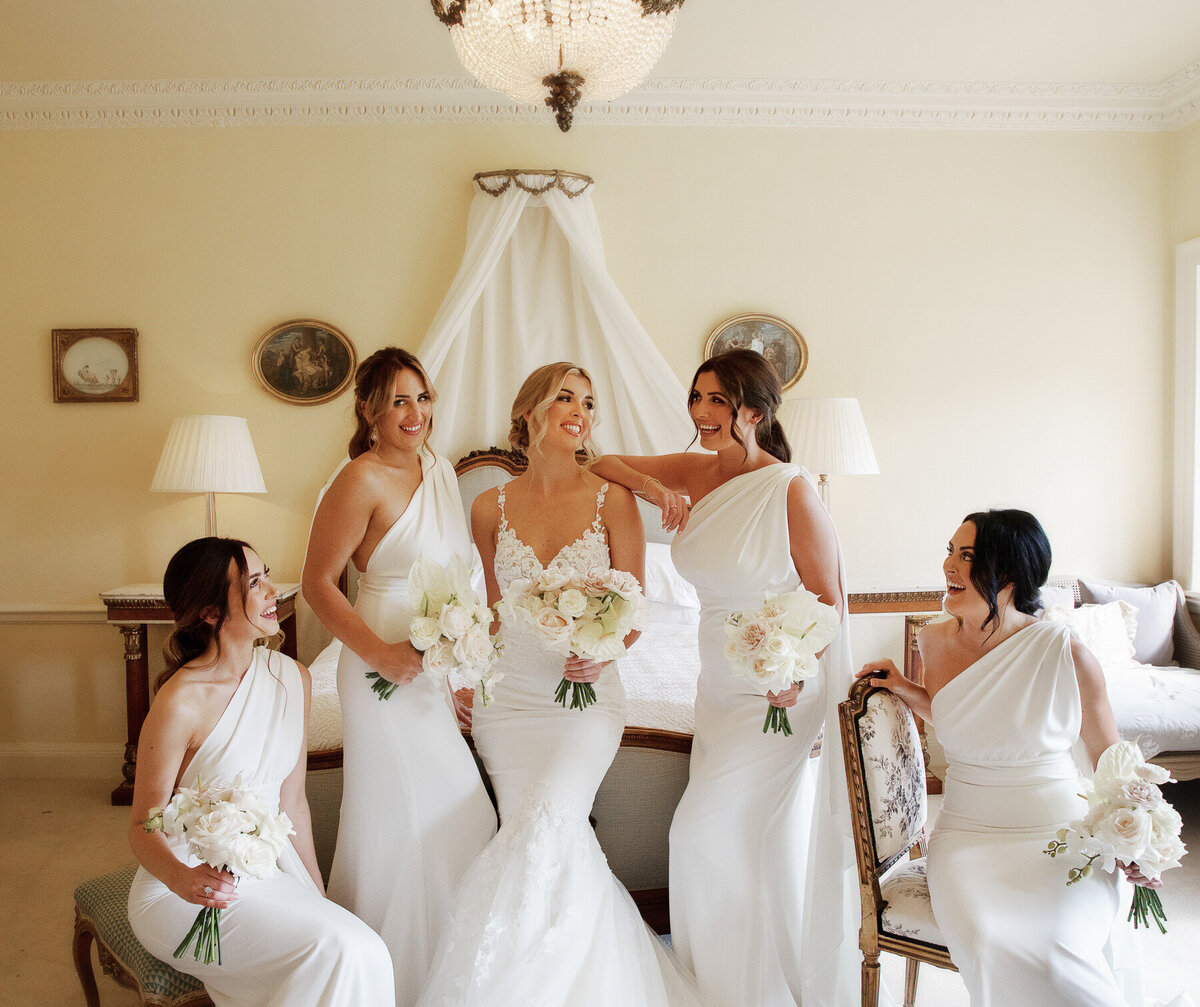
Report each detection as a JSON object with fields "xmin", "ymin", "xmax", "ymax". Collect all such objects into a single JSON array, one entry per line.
[{"xmin": 4, "ymin": 773, "xmax": 1197, "ymax": 1006}]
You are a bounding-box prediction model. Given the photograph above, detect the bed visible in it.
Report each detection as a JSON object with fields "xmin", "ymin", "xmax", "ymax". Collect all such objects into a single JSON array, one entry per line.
[{"xmin": 303, "ymin": 446, "xmax": 705, "ymax": 932}]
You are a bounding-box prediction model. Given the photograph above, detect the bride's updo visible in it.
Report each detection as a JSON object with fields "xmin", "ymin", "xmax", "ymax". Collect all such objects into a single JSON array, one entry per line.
[
  {"xmin": 349, "ymin": 347, "xmax": 437, "ymax": 459},
  {"xmin": 690, "ymin": 349, "xmax": 791, "ymax": 463},
  {"xmin": 508, "ymin": 361, "xmax": 599, "ymax": 462}
]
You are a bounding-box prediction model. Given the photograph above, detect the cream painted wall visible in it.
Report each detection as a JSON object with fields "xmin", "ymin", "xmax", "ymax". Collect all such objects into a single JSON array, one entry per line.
[
  {"xmin": 1171, "ymin": 119, "xmax": 1200, "ymax": 244},
  {"xmin": 0, "ymin": 121, "xmax": 1174, "ymax": 763}
]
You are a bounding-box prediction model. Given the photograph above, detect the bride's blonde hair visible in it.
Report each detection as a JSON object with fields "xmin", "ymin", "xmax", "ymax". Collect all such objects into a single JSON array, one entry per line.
[{"xmin": 508, "ymin": 362, "xmax": 598, "ymax": 463}]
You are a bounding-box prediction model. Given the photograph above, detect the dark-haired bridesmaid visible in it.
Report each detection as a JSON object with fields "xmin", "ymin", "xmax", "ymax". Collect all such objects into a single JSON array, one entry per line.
[
  {"xmin": 592, "ymin": 349, "xmax": 859, "ymax": 1005},
  {"xmin": 127, "ymin": 537, "xmax": 394, "ymax": 1005}
]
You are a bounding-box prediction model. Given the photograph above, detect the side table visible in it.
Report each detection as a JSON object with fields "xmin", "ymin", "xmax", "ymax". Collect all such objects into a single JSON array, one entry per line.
[{"xmin": 101, "ymin": 583, "xmax": 299, "ymax": 806}]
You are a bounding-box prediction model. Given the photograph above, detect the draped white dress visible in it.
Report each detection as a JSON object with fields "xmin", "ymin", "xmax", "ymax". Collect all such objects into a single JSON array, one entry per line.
[
  {"xmin": 128, "ymin": 648, "xmax": 395, "ymax": 1007},
  {"xmin": 327, "ymin": 448, "xmax": 497, "ymax": 1007},
  {"xmin": 669, "ymin": 464, "xmax": 860, "ymax": 1007},
  {"xmin": 417, "ymin": 483, "xmax": 703, "ymax": 1007},
  {"xmin": 927, "ymin": 620, "xmax": 1129, "ymax": 1007}
]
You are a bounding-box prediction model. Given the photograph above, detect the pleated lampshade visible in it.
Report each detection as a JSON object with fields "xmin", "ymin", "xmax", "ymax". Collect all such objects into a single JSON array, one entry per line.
[
  {"xmin": 151, "ymin": 415, "xmax": 266, "ymax": 535},
  {"xmin": 778, "ymin": 398, "xmax": 878, "ymax": 507}
]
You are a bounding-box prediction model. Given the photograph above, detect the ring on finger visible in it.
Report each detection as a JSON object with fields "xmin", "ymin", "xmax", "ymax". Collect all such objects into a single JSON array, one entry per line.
[{"xmin": 203, "ymin": 885, "xmax": 213, "ymax": 896}]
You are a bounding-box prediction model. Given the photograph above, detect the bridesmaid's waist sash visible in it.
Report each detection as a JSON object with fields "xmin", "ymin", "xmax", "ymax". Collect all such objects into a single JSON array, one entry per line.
[{"xmin": 941, "ymin": 752, "xmax": 1085, "ymax": 831}]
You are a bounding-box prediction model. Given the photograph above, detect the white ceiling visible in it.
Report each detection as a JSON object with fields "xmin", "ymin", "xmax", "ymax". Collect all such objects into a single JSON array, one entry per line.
[{"xmin": 2, "ymin": 1, "xmax": 1198, "ymax": 87}]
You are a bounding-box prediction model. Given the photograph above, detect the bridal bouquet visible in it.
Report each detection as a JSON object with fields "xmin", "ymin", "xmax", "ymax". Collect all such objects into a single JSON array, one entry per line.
[
  {"xmin": 143, "ymin": 774, "xmax": 294, "ymax": 964},
  {"xmin": 498, "ymin": 567, "xmax": 648, "ymax": 710},
  {"xmin": 367, "ymin": 555, "xmax": 502, "ymax": 704},
  {"xmin": 724, "ymin": 588, "xmax": 840, "ymax": 735},
  {"xmin": 1044, "ymin": 740, "xmax": 1186, "ymax": 932}
]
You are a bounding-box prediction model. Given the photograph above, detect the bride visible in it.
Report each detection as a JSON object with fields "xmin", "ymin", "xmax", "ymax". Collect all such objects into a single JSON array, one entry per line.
[{"xmin": 417, "ymin": 362, "xmax": 702, "ymax": 1007}]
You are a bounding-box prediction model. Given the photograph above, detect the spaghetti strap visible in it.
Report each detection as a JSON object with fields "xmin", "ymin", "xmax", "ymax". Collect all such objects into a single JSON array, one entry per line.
[
  {"xmin": 591, "ymin": 483, "xmax": 608, "ymax": 533},
  {"xmin": 497, "ymin": 485, "xmax": 509, "ymax": 532}
]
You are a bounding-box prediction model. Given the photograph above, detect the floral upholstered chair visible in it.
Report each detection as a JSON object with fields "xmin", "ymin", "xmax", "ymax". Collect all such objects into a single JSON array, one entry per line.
[{"xmin": 839, "ymin": 676, "xmax": 956, "ymax": 1007}]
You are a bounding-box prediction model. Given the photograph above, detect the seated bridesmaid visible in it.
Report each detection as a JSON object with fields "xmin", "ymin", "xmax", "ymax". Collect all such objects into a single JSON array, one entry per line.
[
  {"xmin": 127, "ymin": 537, "xmax": 395, "ymax": 1007},
  {"xmin": 859, "ymin": 510, "xmax": 1158, "ymax": 1007}
]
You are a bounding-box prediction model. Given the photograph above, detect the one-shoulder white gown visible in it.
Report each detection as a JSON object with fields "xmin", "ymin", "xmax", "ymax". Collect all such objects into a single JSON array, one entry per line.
[
  {"xmin": 327, "ymin": 448, "xmax": 497, "ymax": 1007},
  {"xmin": 417, "ymin": 484, "xmax": 703, "ymax": 1007},
  {"xmin": 669, "ymin": 464, "xmax": 860, "ymax": 1007},
  {"xmin": 128, "ymin": 648, "xmax": 395, "ymax": 1006},
  {"xmin": 927, "ymin": 620, "xmax": 1129, "ymax": 1007}
]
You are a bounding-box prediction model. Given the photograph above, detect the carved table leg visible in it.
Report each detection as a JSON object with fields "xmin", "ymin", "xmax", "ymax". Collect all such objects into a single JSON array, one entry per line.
[{"xmin": 111, "ymin": 623, "xmax": 148, "ymax": 806}]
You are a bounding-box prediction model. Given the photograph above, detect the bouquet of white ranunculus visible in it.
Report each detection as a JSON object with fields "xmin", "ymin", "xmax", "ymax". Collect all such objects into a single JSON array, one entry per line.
[
  {"xmin": 723, "ymin": 588, "xmax": 840, "ymax": 735},
  {"xmin": 1044, "ymin": 740, "xmax": 1186, "ymax": 932},
  {"xmin": 367, "ymin": 555, "xmax": 502, "ymax": 704},
  {"xmin": 143, "ymin": 773, "xmax": 295, "ymax": 964},
  {"xmin": 498, "ymin": 566, "xmax": 648, "ymax": 710}
]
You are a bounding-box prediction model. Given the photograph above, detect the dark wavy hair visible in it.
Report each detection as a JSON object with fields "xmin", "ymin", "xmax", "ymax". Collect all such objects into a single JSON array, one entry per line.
[
  {"xmin": 688, "ymin": 349, "xmax": 791, "ymax": 462},
  {"xmin": 349, "ymin": 348, "xmax": 436, "ymax": 459},
  {"xmin": 159, "ymin": 537, "xmax": 253, "ymax": 689},
  {"xmin": 963, "ymin": 509, "xmax": 1052, "ymax": 636}
]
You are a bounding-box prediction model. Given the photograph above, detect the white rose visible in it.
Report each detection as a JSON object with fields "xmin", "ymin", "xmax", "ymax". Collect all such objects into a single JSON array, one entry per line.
[
  {"xmin": 254, "ymin": 811, "xmax": 295, "ymax": 857},
  {"xmin": 534, "ymin": 608, "xmax": 574, "ymax": 654},
  {"xmin": 579, "ymin": 572, "xmax": 610, "ymax": 597},
  {"xmin": 453, "ymin": 623, "xmax": 496, "ymax": 670},
  {"xmin": 421, "ymin": 638, "xmax": 456, "ymax": 679},
  {"xmin": 535, "ymin": 569, "xmax": 572, "ymax": 593},
  {"xmin": 438, "ymin": 602, "xmax": 476, "ymax": 641},
  {"xmin": 189, "ymin": 805, "xmax": 253, "ymax": 866},
  {"xmin": 602, "ymin": 569, "xmax": 642, "ymax": 600},
  {"xmin": 409, "ymin": 615, "xmax": 443, "ymax": 651},
  {"xmin": 725, "ymin": 617, "xmax": 771, "ymax": 664},
  {"xmin": 1132, "ymin": 835, "xmax": 1186, "ymax": 881},
  {"xmin": 226, "ymin": 833, "xmax": 280, "ymax": 880},
  {"xmin": 1093, "ymin": 806, "xmax": 1153, "ymax": 863},
  {"xmin": 1117, "ymin": 779, "xmax": 1163, "ymax": 809},
  {"xmin": 557, "ymin": 588, "xmax": 588, "ymax": 619},
  {"xmin": 1149, "ymin": 802, "xmax": 1183, "ymax": 843}
]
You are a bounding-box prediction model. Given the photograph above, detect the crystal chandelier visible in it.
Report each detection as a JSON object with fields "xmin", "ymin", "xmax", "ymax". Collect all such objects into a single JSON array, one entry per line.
[{"xmin": 431, "ymin": 0, "xmax": 687, "ymax": 131}]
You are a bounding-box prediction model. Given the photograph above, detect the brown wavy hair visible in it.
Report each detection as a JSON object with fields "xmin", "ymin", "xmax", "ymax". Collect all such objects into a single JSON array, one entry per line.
[
  {"xmin": 159, "ymin": 537, "xmax": 253, "ymax": 689},
  {"xmin": 689, "ymin": 349, "xmax": 791, "ymax": 462},
  {"xmin": 349, "ymin": 348, "xmax": 436, "ymax": 459},
  {"xmin": 508, "ymin": 361, "xmax": 598, "ymax": 463}
]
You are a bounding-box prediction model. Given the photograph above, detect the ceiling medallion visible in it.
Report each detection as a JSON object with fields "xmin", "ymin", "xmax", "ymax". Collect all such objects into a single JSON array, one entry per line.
[{"xmin": 431, "ymin": 0, "xmax": 687, "ymax": 131}]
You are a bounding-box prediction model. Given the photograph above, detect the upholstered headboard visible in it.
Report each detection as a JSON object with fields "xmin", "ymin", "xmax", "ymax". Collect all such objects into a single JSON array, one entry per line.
[{"xmin": 454, "ymin": 446, "xmax": 674, "ymax": 546}]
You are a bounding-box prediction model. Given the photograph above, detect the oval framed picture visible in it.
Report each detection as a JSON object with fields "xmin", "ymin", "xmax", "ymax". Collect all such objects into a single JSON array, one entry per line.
[
  {"xmin": 703, "ymin": 313, "xmax": 808, "ymax": 391},
  {"xmin": 252, "ymin": 319, "xmax": 357, "ymax": 405}
]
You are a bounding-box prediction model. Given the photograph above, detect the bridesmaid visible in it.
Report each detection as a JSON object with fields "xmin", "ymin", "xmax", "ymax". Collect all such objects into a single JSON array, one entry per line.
[
  {"xmin": 128, "ymin": 537, "xmax": 395, "ymax": 1006},
  {"xmin": 859, "ymin": 511, "xmax": 1161, "ymax": 1006},
  {"xmin": 302, "ymin": 348, "xmax": 496, "ymax": 1007},
  {"xmin": 592, "ymin": 349, "xmax": 859, "ymax": 1006}
]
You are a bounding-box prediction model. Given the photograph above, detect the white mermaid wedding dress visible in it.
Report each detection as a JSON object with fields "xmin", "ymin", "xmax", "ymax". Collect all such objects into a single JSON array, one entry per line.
[
  {"xmin": 668, "ymin": 464, "xmax": 861, "ymax": 1007},
  {"xmin": 128, "ymin": 649, "xmax": 395, "ymax": 1006},
  {"xmin": 417, "ymin": 483, "xmax": 703, "ymax": 1007},
  {"xmin": 327, "ymin": 448, "xmax": 497, "ymax": 1006}
]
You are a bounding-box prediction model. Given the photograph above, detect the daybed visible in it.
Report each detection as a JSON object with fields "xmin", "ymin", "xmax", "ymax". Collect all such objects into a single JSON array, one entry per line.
[{"xmin": 303, "ymin": 446, "xmax": 706, "ymax": 932}]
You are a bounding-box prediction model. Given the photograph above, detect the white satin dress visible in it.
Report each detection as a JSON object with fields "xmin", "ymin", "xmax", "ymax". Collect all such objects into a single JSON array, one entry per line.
[
  {"xmin": 128, "ymin": 649, "xmax": 395, "ymax": 1006},
  {"xmin": 669, "ymin": 464, "xmax": 860, "ymax": 1007},
  {"xmin": 326, "ymin": 449, "xmax": 496, "ymax": 1007},
  {"xmin": 927, "ymin": 620, "xmax": 1129, "ymax": 1007},
  {"xmin": 417, "ymin": 484, "xmax": 703, "ymax": 1007}
]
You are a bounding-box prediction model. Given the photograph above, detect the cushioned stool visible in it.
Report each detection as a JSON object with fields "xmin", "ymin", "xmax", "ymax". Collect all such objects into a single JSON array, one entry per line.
[{"xmin": 73, "ymin": 863, "xmax": 214, "ymax": 1007}]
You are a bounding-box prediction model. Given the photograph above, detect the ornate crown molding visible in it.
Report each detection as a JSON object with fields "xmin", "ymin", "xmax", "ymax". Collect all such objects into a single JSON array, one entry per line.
[{"xmin": 2, "ymin": 63, "xmax": 1198, "ymax": 131}]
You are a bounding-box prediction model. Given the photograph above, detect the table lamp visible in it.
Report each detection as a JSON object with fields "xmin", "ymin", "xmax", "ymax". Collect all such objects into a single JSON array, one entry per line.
[
  {"xmin": 777, "ymin": 398, "xmax": 879, "ymax": 509},
  {"xmin": 150, "ymin": 415, "xmax": 267, "ymax": 536}
]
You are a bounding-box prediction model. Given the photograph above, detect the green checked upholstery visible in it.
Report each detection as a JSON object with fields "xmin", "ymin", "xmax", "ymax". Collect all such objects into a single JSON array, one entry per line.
[{"xmin": 73, "ymin": 863, "xmax": 214, "ymax": 1007}]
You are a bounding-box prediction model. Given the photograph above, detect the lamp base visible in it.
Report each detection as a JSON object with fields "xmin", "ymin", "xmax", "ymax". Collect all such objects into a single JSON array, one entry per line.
[{"xmin": 205, "ymin": 492, "xmax": 217, "ymax": 538}]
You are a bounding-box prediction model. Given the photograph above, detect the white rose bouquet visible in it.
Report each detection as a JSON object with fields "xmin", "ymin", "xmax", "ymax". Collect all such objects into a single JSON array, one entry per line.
[
  {"xmin": 723, "ymin": 588, "xmax": 840, "ymax": 735},
  {"xmin": 143, "ymin": 774, "xmax": 295, "ymax": 964},
  {"xmin": 367, "ymin": 555, "xmax": 502, "ymax": 705},
  {"xmin": 498, "ymin": 566, "xmax": 648, "ymax": 710},
  {"xmin": 1044, "ymin": 740, "xmax": 1187, "ymax": 932}
]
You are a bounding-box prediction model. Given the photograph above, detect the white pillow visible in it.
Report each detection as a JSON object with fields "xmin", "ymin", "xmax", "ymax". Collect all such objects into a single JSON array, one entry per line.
[
  {"xmin": 1042, "ymin": 601, "xmax": 1138, "ymax": 668},
  {"xmin": 643, "ymin": 542, "xmax": 700, "ymax": 610},
  {"xmin": 1078, "ymin": 579, "xmax": 1177, "ymax": 667},
  {"xmin": 1037, "ymin": 584, "xmax": 1075, "ymax": 614}
]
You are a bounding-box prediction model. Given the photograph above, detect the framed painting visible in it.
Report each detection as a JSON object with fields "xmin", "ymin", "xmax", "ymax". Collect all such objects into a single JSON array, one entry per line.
[
  {"xmin": 703, "ymin": 312, "xmax": 808, "ymax": 390},
  {"xmin": 252, "ymin": 319, "xmax": 357, "ymax": 405},
  {"xmin": 52, "ymin": 328, "xmax": 139, "ymax": 403}
]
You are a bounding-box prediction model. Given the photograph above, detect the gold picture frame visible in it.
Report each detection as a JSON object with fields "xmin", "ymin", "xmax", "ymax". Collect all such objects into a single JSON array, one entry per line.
[
  {"xmin": 52, "ymin": 328, "xmax": 139, "ymax": 403},
  {"xmin": 703, "ymin": 312, "xmax": 808, "ymax": 391},
  {"xmin": 252, "ymin": 319, "xmax": 357, "ymax": 406}
]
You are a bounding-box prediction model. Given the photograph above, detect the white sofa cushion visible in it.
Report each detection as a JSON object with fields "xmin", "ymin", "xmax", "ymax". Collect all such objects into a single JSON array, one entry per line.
[
  {"xmin": 1078, "ymin": 579, "xmax": 1177, "ymax": 667},
  {"xmin": 1043, "ymin": 601, "xmax": 1138, "ymax": 668}
]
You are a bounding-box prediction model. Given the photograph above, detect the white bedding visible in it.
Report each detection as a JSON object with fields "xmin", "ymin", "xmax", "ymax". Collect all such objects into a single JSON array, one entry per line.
[{"xmin": 1105, "ymin": 663, "xmax": 1200, "ymax": 760}]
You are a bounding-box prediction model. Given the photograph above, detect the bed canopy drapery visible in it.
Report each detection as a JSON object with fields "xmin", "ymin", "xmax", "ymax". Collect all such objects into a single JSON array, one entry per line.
[{"xmin": 417, "ymin": 169, "xmax": 693, "ymax": 461}]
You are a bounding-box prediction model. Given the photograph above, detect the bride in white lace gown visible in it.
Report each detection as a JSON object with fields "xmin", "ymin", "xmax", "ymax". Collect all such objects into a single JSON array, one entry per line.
[{"xmin": 417, "ymin": 363, "xmax": 703, "ymax": 1007}]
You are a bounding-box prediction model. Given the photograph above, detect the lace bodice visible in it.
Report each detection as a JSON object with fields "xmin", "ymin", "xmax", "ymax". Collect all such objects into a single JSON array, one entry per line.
[{"xmin": 493, "ymin": 483, "xmax": 610, "ymax": 592}]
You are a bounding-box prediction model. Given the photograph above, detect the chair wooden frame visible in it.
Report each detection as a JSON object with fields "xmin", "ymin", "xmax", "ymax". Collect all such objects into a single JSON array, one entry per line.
[{"xmin": 839, "ymin": 677, "xmax": 956, "ymax": 1007}]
